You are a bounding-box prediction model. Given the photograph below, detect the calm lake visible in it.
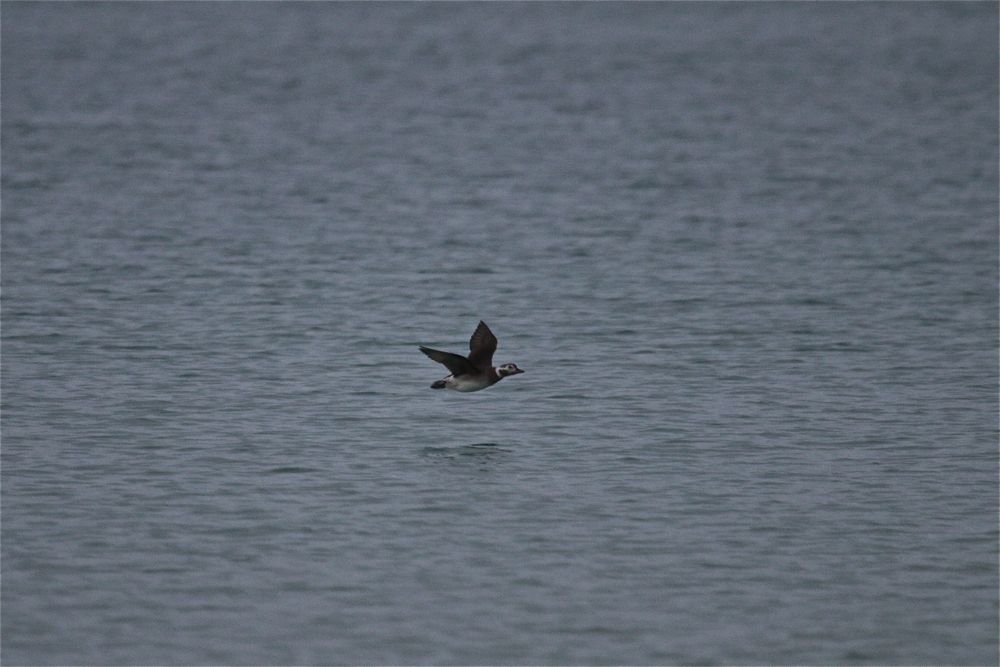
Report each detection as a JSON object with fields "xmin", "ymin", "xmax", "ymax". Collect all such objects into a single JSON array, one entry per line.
[{"xmin": 3, "ymin": 3, "xmax": 997, "ymax": 664}]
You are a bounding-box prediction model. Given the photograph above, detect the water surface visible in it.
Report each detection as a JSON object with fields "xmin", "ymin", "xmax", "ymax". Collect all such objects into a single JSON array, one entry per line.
[{"xmin": 3, "ymin": 3, "xmax": 997, "ymax": 665}]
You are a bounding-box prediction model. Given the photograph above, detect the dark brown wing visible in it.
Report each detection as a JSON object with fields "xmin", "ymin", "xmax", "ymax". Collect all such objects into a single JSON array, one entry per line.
[
  {"xmin": 467, "ymin": 321, "xmax": 497, "ymax": 371},
  {"xmin": 419, "ymin": 346, "xmax": 477, "ymax": 376}
]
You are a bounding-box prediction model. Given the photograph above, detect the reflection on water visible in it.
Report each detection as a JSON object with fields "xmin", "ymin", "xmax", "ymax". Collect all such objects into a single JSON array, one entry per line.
[{"xmin": 420, "ymin": 443, "xmax": 512, "ymax": 465}]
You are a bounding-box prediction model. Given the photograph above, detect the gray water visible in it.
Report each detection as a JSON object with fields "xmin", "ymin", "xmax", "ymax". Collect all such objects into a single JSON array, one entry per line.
[{"xmin": 2, "ymin": 3, "xmax": 997, "ymax": 665}]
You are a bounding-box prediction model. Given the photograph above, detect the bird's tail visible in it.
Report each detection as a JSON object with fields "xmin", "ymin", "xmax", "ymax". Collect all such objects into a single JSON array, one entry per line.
[{"xmin": 431, "ymin": 380, "xmax": 447, "ymax": 389}]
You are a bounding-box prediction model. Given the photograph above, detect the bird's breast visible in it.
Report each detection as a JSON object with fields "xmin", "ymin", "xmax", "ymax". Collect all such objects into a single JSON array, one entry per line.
[{"xmin": 447, "ymin": 374, "xmax": 493, "ymax": 392}]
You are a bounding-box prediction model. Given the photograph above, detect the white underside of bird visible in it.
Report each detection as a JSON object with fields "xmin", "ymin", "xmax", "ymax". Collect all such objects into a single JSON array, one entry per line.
[{"xmin": 439, "ymin": 374, "xmax": 493, "ymax": 392}]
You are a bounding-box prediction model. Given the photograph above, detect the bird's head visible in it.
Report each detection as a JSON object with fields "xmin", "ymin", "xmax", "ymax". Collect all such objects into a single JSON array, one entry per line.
[{"xmin": 496, "ymin": 363, "xmax": 525, "ymax": 378}]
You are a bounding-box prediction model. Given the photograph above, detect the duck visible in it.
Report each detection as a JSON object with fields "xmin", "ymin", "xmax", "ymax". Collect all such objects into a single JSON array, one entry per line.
[{"xmin": 419, "ymin": 321, "xmax": 524, "ymax": 392}]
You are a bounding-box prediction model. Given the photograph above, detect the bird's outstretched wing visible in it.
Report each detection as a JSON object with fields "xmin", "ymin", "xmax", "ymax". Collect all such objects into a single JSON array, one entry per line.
[
  {"xmin": 419, "ymin": 346, "xmax": 477, "ymax": 376},
  {"xmin": 467, "ymin": 320, "xmax": 497, "ymax": 371}
]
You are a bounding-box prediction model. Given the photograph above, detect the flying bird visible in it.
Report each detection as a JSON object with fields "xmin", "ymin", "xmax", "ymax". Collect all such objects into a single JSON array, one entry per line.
[{"xmin": 419, "ymin": 321, "xmax": 524, "ymax": 392}]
